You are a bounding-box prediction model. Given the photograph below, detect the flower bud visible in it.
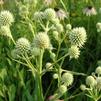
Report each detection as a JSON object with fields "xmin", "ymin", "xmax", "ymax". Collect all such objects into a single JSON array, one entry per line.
[
  {"xmin": 95, "ymin": 66, "xmax": 101, "ymax": 75},
  {"xmin": 80, "ymin": 84, "xmax": 86, "ymax": 91}
]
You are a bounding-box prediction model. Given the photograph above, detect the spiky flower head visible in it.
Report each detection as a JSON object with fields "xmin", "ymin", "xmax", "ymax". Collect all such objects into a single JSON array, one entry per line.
[
  {"xmin": 33, "ymin": 11, "xmax": 45, "ymax": 21},
  {"xmin": 96, "ymin": 22, "xmax": 101, "ymax": 32},
  {"xmin": 15, "ymin": 38, "xmax": 31, "ymax": 55},
  {"xmin": 0, "ymin": 26, "xmax": 12, "ymax": 38},
  {"xmin": 0, "ymin": 10, "xmax": 14, "ymax": 26},
  {"xmin": 68, "ymin": 45, "xmax": 80, "ymax": 59},
  {"xmin": 80, "ymin": 84, "xmax": 86, "ymax": 91},
  {"xmin": 95, "ymin": 66, "xmax": 101, "ymax": 75},
  {"xmin": 33, "ymin": 32, "xmax": 50, "ymax": 49},
  {"xmin": 58, "ymin": 85, "xmax": 67, "ymax": 94},
  {"xmin": 62, "ymin": 72, "xmax": 74, "ymax": 86},
  {"xmin": 44, "ymin": 8, "xmax": 56, "ymax": 20},
  {"xmin": 86, "ymin": 76, "xmax": 96, "ymax": 86},
  {"xmin": 69, "ymin": 27, "xmax": 87, "ymax": 47}
]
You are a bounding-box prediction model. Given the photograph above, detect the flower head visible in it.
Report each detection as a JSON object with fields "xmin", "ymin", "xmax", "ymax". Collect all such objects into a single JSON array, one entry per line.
[
  {"xmin": 62, "ymin": 72, "xmax": 74, "ymax": 86},
  {"xmin": 0, "ymin": 10, "xmax": 14, "ymax": 26},
  {"xmin": 15, "ymin": 38, "xmax": 31, "ymax": 55},
  {"xmin": 68, "ymin": 45, "xmax": 80, "ymax": 59},
  {"xmin": 58, "ymin": 85, "xmax": 67, "ymax": 94},
  {"xmin": 83, "ymin": 6, "xmax": 97, "ymax": 16},
  {"xmin": 33, "ymin": 32, "xmax": 50, "ymax": 49},
  {"xmin": 80, "ymin": 84, "xmax": 86, "ymax": 91},
  {"xmin": 95, "ymin": 66, "xmax": 101, "ymax": 75},
  {"xmin": 96, "ymin": 22, "xmax": 101, "ymax": 32},
  {"xmin": 86, "ymin": 76, "xmax": 96, "ymax": 86},
  {"xmin": 44, "ymin": 8, "xmax": 56, "ymax": 20},
  {"xmin": 0, "ymin": 26, "xmax": 12, "ymax": 38},
  {"xmin": 69, "ymin": 27, "xmax": 87, "ymax": 47}
]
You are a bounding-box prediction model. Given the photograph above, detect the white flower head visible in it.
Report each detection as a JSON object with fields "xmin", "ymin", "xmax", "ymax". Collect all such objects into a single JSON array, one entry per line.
[
  {"xmin": 69, "ymin": 27, "xmax": 87, "ymax": 47},
  {"xmin": 33, "ymin": 32, "xmax": 50, "ymax": 49},
  {"xmin": 0, "ymin": 10, "xmax": 14, "ymax": 26},
  {"xmin": 68, "ymin": 45, "xmax": 80, "ymax": 59}
]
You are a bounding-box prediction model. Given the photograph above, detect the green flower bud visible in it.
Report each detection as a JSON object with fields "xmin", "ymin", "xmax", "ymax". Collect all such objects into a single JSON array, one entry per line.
[
  {"xmin": 96, "ymin": 22, "xmax": 101, "ymax": 32},
  {"xmin": 68, "ymin": 45, "xmax": 80, "ymax": 59},
  {"xmin": 80, "ymin": 84, "xmax": 86, "ymax": 91},
  {"xmin": 69, "ymin": 27, "xmax": 87, "ymax": 47},
  {"xmin": 11, "ymin": 49, "xmax": 20, "ymax": 59},
  {"xmin": 95, "ymin": 66, "xmax": 101, "ymax": 75},
  {"xmin": 46, "ymin": 62, "xmax": 53, "ymax": 69},
  {"xmin": 15, "ymin": 37, "xmax": 31, "ymax": 55},
  {"xmin": 0, "ymin": 10, "xmax": 14, "ymax": 26},
  {"xmin": 31, "ymin": 47, "xmax": 40, "ymax": 56},
  {"xmin": 66, "ymin": 24, "xmax": 72, "ymax": 30},
  {"xmin": 33, "ymin": 32, "xmax": 50, "ymax": 49},
  {"xmin": 53, "ymin": 31, "xmax": 59, "ymax": 40},
  {"xmin": 62, "ymin": 72, "xmax": 74, "ymax": 86},
  {"xmin": 86, "ymin": 76, "xmax": 96, "ymax": 87},
  {"xmin": 19, "ymin": 5, "xmax": 29, "ymax": 18},
  {"xmin": 51, "ymin": 18, "xmax": 60, "ymax": 25},
  {"xmin": 55, "ymin": 23, "xmax": 63, "ymax": 33},
  {"xmin": 53, "ymin": 73, "xmax": 58, "ymax": 79},
  {"xmin": 44, "ymin": 8, "xmax": 56, "ymax": 20}
]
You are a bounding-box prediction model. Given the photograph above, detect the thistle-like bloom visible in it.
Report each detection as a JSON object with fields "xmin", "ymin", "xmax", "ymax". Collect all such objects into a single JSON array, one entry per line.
[
  {"xmin": 68, "ymin": 45, "xmax": 80, "ymax": 59},
  {"xmin": 95, "ymin": 66, "xmax": 101, "ymax": 75},
  {"xmin": 69, "ymin": 27, "xmax": 87, "ymax": 47},
  {"xmin": 33, "ymin": 32, "xmax": 50, "ymax": 49},
  {"xmin": 0, "ymin": 26, "xmax": 12, "ymax": 38},
  {"xmin": 44, "ymin": 8, "xmax": 56, "ymax": 20},
  {"xmin": 83, "ymin": 6, "xmax": 97, "ymax": 16},
  {"xmin": 15, "ymin": 38, "xmax": 31, "ymax": 55},
  {"xmin": 62, "ymin": 72, "xmax": 74, "ymax": 86},
  {"xmin": 0, "ymin": 10, "xmax": 14, "ymax": 26},
  {"xmin": 33, "ymin": 11, "xmax": 45, "ymax": 21},
  {"xmin": 86, "ymin": 76, "xmax": 96, "ymax": 86},
  {"xmin": 96, "ymin": 22, "xmax": 101, "ymax": 32}
]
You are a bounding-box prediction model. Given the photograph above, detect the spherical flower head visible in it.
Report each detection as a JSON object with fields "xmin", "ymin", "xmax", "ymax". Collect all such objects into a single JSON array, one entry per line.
[
  {"xmin": 68, "ymin": 45, "xmax": 80, "ymax": 59},
  {"xmin": 53, "ymin": 73, "xmax": 58, "ymax": 79},
  {"xmin": 0, "ymin": 26, "xmax": 12, "ymax": 38},
  {"xmin": 95, "ymin": 66, "xmax": 101, "ymax": 75},
  {"xmin": 62, "ymin": 72, "xmax": 74, "ymax": 86},
  {"xmin": 33, "ymin": 32, "xmax": 50, "ymax": 49},
  {"xmin": 96, "ymin": 22, "xmax": 101, "ymax": 32},
  {"xmin": 83, "ymin": 6, "xmax": 97, "ymax": 16},
  {"xmin": 69, "ymin": 27, "xmax": 87, "ymax": 47},
  {"xmin": 86, "ymin": 76, "xmax": 96, "ymax": 87},
  {"xmin": 51, "ymin": 18, "xmax": 60, "ymax": 25},
  {"xmin": 96, "ymin": 77, "xmax": 101, "ymax": 90},
  {"xmin": 80, "ymin": 84, "xmax": 86, "ymax": 91},
  {"xmin": 15, "ymin": 38, "xmax": 31, "ymax": 55},
  {"xmin": 55, "ymin": 23, "xmax": 63, "ymax": 33},
  {"xmin": 31, "ymin": 47, "xmax": 40, "ymax": 56},
  {"xmin": 58, "ymin": 85, "xmax": 67, "ymax": 94},
  {"xmin": 66, "ymin": 24, "xmax": 72, "ymax": 30},
  {"xmin": 46, "ymin": 62, "xmax": 53, "ymax": 69},
  {"xmin": 53, "ymin": 31, "xmax": 59, "ymax": 40},
  {"xmin": 44, "ymin": 8, "xmax": 56, "ymax": 20},
  {"xmin": 33, "ymin": 11, "xmax": 45, "ymax": 21},
  {"xmin": 0, "ymin": 10, "xmax": 14, "ymax": 26}
]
